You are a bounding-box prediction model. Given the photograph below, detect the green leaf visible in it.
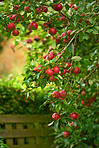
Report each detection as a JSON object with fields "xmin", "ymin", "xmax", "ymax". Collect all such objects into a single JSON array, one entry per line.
[
  {"xmin": 82, "ymin": 34, "xmax": 89, "ymax": 40},
  {"xmin": 71, "ymin": 56, "xmax": 82, "ymax": 61},
  {"xmin": 86, "ymin": 1, "xmax": 96, "ymax": 9},
  {"xmin": 52, "ymin": 40, "xmax": 56, "ymax": 49}
]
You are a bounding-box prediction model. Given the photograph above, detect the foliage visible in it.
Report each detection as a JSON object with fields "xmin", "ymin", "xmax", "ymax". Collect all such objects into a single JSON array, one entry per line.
[
  {"xmin": 0, "ymin": 75, "xmax": 49, "ymax": 114},
  {"xmin": 0, "ymin": 138, "xmax": 8, "ymax": 148},
  {"xmin": 0, "ymin": 0, "xmax": 99, "ymax": 147}
]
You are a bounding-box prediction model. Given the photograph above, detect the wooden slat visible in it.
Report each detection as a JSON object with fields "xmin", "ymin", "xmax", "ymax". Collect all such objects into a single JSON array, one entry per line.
[
  {"xmin": 0, "ymin": 115, "xmax": 51, "ymax": 123},
  {"xmin": 18, "ymin": 138, "xmax": 24, "ymax": 145},
  {"xmin": 0, "ymin": 129, "xmax": 51, "ymax": 138},
  {"xmin": 9, "ymin": 143, "xmax": 51, "ymax": 148},
  {"xmin": 6, "ymin": 139, "xmax": 13, "ymax": 146}
]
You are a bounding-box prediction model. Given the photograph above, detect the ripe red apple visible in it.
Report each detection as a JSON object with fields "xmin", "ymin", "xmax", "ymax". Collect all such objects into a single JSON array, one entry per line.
[
  {"xmin": 10, "ymin": 14, "xmax": 17, "ymax": 20},
  {"xmin": 12, "ymin": 30, "xmax": 19, "ymax": 36},
  {"xmin": 63, "ymin": 131, "xmax": 69, "ymax": 138},
  {"xmin": 50, "ymin": 76, "xmax": 56, "ymax": 81},
  {"xmin": 60, "ymin": 16, "xmax": 65, "ymax": 21},
  {"xmin": 7, "ymin": 23, "xmax": 15, "ymax": 31},
  {"xmin": 52, "ymin": 91, "xmax": 60, "ymax": 98},
  {"xmin": 73, "ymin": 6, "xmax": 78, "ymax": 10},
  {"xmin": 72, "ymin": 67, "xmax": 80, "ymax": 74},
  {"xmin": 43, "ymin": 54, "xmax": 47, "ymax": 59},
  {"xmin": 70, "ymin": 112, "xmax": 78, "ymax": 119},
  {"xmin": 61, "ymin": 69, "xmax": 67, "ymax": 74},
  {"xmin": 81, "ymin": 91, "xmax": 86, "ymax": 96},
  {"xmin": 61, "ymin": 32, "xmax": 66, "ymax": 38},
  {"xmin": 66, "ymin": 62, "xmax": 71, "ymax": 68},
  {"xmin": 43, "ymin": 22, "xmax": 49, "ymax": 28},
  {"xmin": 37, "ymin": 65, "xmax": 42, "ymax": 72},
  {"xmin": 60, "ymin": 90, "xmax": 67, "ymax": 98},
  {"xmin": 53, "ymin": 3, "xmax": 63, "ymax": 11},
  {"xmin": 89, "ymin": 98, "xmax": 94, "ymax": 103},
  {"xmin": 49, "ymin": 28, "xmax": 57, "ymax": 35},
  {"xmin": 48, "ymin": 52, "xmax": 55, "ymax": 60},
  {"xmin": 57, "ymin": 35, "xmax": 61, "ymax": 40},
  {"xmin": 81, "ymin": 100, "xmax": 84, "ymax": 105},
  {"xmin": 46, "ymin": 68, "xmax": 53, "ymax": 76},
  {"xmin": 42, "ymin": 6, "xmax": 48, "ymax": 13},
  {"xmin": 36, "ymin": 7, "xmax": 42, "ymax": 14},
  {"xmin": 13, "ymin": 5, "xmax": 19, "ymax": 10},
  {"xmin": 52, "ymin": 113, "xmax": 59, "ymax": 120},
  {"xmin": 29, "ymin": 21, "xmax": 38, "ymax": 30},
  {"xmin": 24, "ymin": 6, "xmax": 31, "ymax": 12},
  {"xmin": 81, "ymin": 13, "xmax": 85, "ymax": 17},
  {"xmin": 67, "ymin": 35, "xmax": 71, "ymax": 40},
  {"xmin": 27, "ymin": 39, "xmax": 33, "ymax": 43},
  {"xmin": 67, "ymin": 30, "xmax": 73, "ymax": 36},
  {"xmin": 70, "ymin": 121, "xmax": 74, "ymax": 126},
  {"xmin": 54, "ymin": 39, "xmax": 59, "ymax": 44},
  {"xmin": 69, "ymin": 3, "xmax": 73, "ymax": 8},
  {"xmin": 86, "ymin": 102, "xmax": 91, "ymax": 107},
  {"xmin": 63, "ymin": 39, "xmax": 69, "ymax": 44},
  {"xmin": 53, "ymin": 66, "xmax": 60, "ymax": 74}
]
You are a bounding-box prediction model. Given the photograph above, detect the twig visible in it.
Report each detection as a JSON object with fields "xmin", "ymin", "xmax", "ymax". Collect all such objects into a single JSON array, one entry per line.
[{"xmin": 82, "ymin": 65, "xmax": 99, "ymax": 82}]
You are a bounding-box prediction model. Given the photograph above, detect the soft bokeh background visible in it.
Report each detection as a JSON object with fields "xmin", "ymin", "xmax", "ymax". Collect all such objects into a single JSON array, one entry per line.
[{"xmin": 0, "ymin": 35, "xmax": 26, "ymax": 78}]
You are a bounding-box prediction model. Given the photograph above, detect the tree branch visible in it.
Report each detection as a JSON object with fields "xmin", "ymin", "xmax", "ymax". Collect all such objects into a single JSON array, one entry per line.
[
  {"xmin": 55, "ymin": 28, "xmax": 83, "ymax": 62},
  {"xmin": 82, "ymin": 64, "xmax": 99, "ymax": 82}
]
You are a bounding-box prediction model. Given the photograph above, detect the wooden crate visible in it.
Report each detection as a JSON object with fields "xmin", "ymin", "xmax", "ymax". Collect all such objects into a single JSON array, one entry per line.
[{"xmin": 0, "ymin": 115, "xmax": 53, "ymax": 148}]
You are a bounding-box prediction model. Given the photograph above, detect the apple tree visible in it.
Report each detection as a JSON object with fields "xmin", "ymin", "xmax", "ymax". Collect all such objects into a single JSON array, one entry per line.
[{"xmin": 0, "ymin": 0, "xmax": 99, "ymax": 147}]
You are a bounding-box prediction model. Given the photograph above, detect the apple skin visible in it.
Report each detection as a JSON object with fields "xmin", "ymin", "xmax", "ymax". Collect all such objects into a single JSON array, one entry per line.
[
  {"xmin": 53, "ymin": 3, "xmax": 63, "ymax": 11},
  {"xmin": 66, "ymin": 62, "xmax": 71, "ymax": 68},
  {"xmin": 52, "ymin": 113, "xmax": 59, "ymax": 120},
  {"xmin": 7, "ymin": 23, "xmax": 15, "ymax": 31},
  {"xmin": 81, "ymin": 91, "xmax": 86, "ymax": 96},
  {"xmin": 36, "ymin": 7, "xmax": 42, "ymax": 14},
  {"xmin": 49, "ymin": 28, "xmax": 57, "ymax": 35},
  {"xmin": 63, "ymin": 131, "xmax": 69, "ymax": 138},
  {"xmin": 43, "ymin": 54, "xmax": 47, "ymax": 59},
  {"xmin": 67, "ymin": 30, "xmax": 73, "ymax": 36},
  {"xmin": 52, "ymin": 91, "xmax": 60, "ymax": 98},
  {"xmin": 60, "ymin": 16, "xmax": 65, "ymax": 21},
  {"xmin": 72, "ymin": 67, "xmax": 80, "ymax": 74},
  {"xmin": 53, "ymin": 66, "xmax": 60, "ymax": 74},
  {"xmin": 61, "ymin": 69, "xmax": 67, "ymax": 74},
  {"xmin": 69, "ymin": 3, "xmax": 73, "ymax": 8},
  {"xmin": 60, "ymin": 90, "xmax": 67, "ymax": 98},
  {"xmin": 29, "ymin": 21, "xmax": 38, "ymax": 30},
  {"xmin": 70, "ymin": 112, "xmax": 78, "ymax": 119},
  {"xmin": 46, "ymin": 68, "xmax": 53, "ymax": 76},
  {"xmin": 42, "ymin": 6, "xmax": 48, "ymax": 13},
  {"xmin": 12, "ymin": 30, "xmax": 19, "ymax": 36},
  {"xmin": 61, "ymin": 32, "xmax": 66, "ymax": 38},
  {"xmin": 50, "ymin": 76, "xmax": 56, "ymax": 81}
]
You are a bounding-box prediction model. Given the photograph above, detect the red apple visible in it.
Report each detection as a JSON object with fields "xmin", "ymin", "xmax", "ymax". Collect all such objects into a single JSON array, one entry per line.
[
  {"xmin": 61, "ymin": 69, "xmax": 67, "ymax": 74},
  {"xmin": 36, "ymin": 7, "xmax": 42, "ymax": 14},
  {"xmin": 52, "ymin": 113, "xmax": 59, "ymax": 120},
  {"xmin": 49, "ymin": 28, "xmax": 57, "ymax": 35},
  {"xmin": 70, "ymin": 112, "xmax": 78, "ymax": 119},
  {"xmin": 12, "ymin": 30, "xmax": 19, "ymax": 36},
  {"xmin": 43, "ymin": 54, "xmax": 47, "ymax": 59},
  {"xmin": 7, "ymin": 23, "xmax": 15, "ymax": 31},
  {"xmin": 63, "ymin": 131, "xmax": 69, "ymax": 138},
  {"xmin": 53, "ymin": 3, "xmax": 63, "ymax": 11},
  {"xmin": 29, "ymin": 21, "xmax": 38, "ymax": 30},
  {"xmin": 50, "ymin": 76, "xmax": 56, "ymax": 81},
  {"xmin": 81, "ymin": 13, "xmax": 85, "ymax": 17},
  {"xmin": 42, "ymin": 6, "xmax": 48, "ymax": 13},
  {"xmin": 24, "ymin": 6, "xmax": 31, "ymax": 12},
  {"xmin": 70, "ymin": 121, "xmax": 74, "ymax": 126},
  {"xmin": 72, "ymin": 67, "xmax": 79, "ymax": 74},
  {"xmin": 53, "ymin": 66, "xmax": 60, "ymax": 74},
  {"xmin": 61, "ymin": 32, "xmax": 66, "ymax": 38},
  {"xmin": 81, "ymin": 91, "xmax": 86, "ymax": 96},
  {"xmin": 67, "ymin": 30, "xmax": 73, "ymax": 36},
  {"xmin": 52, "ymin": 91, "xmax": 60, "ymax": 98},
  {"xmin": 66, "ymin": 62, "xmax": 71, "ymax": 68},
  {"xmin": 43, "ymin": 22, "xmax": 49, "ymax": 28},
  {"xmin": 60, "ymin": 90, "xmax": 67, "ymax": 98},
  {"xmin": 69, "ymin": 3, "xmax": 73, "ymax": 8},
  {"xmin": 60, "ymin": 16, "xmax": 65, "ymax": 21},
  {"xmin": 46, "ymin": 68, "xmax": 53, "ymax": 76}
]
